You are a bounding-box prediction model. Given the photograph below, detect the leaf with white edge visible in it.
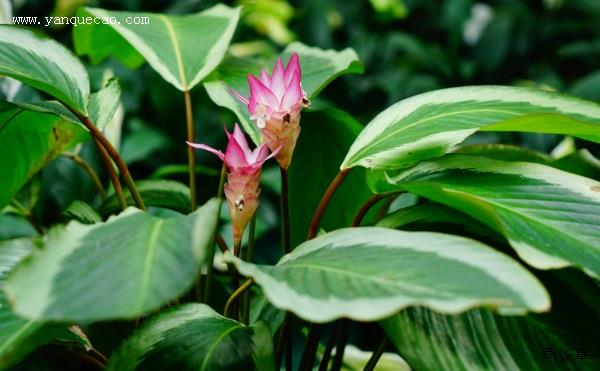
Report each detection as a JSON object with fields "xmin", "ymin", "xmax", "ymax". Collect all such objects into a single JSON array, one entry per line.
[
  {"xmin": 106, "ymin": 303, "xmax": 275, "ymax": 371},
  {"xmin": 226, "ymin": 227, "xmax": 549, "ymax": 323},
  {"xmin": 88, "ymin": 77, "xmax": 121, "ymax": 131},
  {"xmin": 81, "ymin": 5, "xmax": 240, "ymax": 92},
  {"xmin": 381, "ymin": 307, "xmax": 600, "ymax": 371},
  {"xmin": 342, "ymin": 86, "xmax": 600, "ymax": 170},
  {"xmin": 0, "ymin": 25, "xmax": 90, "ymax": 113},
  {"xmin": 0, "ymin": 101, "xmax": 89, "ymax": 210},
  {"xmin": 376, "ymin": 154, "xmax": 600, "ymax": 278},
  {"xmin": 0, "ymin": 238, "xmax": 63, "ymax": 369},
  {"xmin": 4, "ymin": 199, "xmax": 219, "ymax": 322},
  {"xmin": 100, "ymin": 179, "xmax": 191, "ymax": 216},
  {"xmin": 204, "ymin": 43, "xmax": 364, "ymax": 144}
]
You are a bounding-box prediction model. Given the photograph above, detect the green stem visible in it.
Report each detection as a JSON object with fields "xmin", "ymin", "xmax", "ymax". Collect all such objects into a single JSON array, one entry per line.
[
  {"xmin": 299, "ymin": 323, "xmax": 323, "ymax": 371},
  {"xmin": 184, "ymin": 90, "xmax": 197, "ymax": 211},
  {"xmin": 280, "ymin": 167, "xmax": 291, "ymax": 254},
  {"xmin": 224, "ymin": 278, "xmax": 253, "ymax": 318},
  {"xmin": 203, "ymin": 164, "xmax": 227, "ymax": 303},
  {"xmin": 307, "ymin": 168, "xmax": 352, "ymax": 239},
  {"xmin": 63, "ymin": 152, "xmax": 106, "ymax": 199},
  {"xmin": 65, "ymin": 104, "xmax": 145, "ymax": 210},
  {"xmin": 363, "ymin": 337, "xmax": 388, "ymax": 371},
  {"xmin": 241, "ymin": 215, "xmax": 256, "ymax": 325}
]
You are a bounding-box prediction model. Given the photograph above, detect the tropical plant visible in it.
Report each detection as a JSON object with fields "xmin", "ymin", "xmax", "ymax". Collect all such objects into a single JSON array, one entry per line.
[{"xmin": 1, "ymin": 1, "xmax": 599, "ymax": 370}]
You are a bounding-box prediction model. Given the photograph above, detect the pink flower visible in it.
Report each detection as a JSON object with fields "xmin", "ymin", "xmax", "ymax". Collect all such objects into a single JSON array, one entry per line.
[
  {"xmin": 231, "ymin": 53, "xmax": 309, "ymax": 169},
  {"xmin": 187, "ymin": 124, "xmax": 279, "ymax": 244}
]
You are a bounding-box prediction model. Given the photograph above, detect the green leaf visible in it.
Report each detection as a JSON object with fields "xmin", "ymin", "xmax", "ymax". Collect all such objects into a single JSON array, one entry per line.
[
  {"xmin": 106, "ymin": 303, "xmax": 275, "ymax": 371},
  {"xmin": 0, "ymin": 215, "xmax": 37, "ymax": 240},
  {"xmin": 73, "ymin": 8, "xmax": 145, "ymax": 69},
  {"xmin": 382, "ymin": 307, "xmax": 600, "ymax": 371},
  {"xmin": 0, "ymin": 102, "xmax": 89, "ymax": 210},
  {"xmin": 227, "ymin": 227, "xmax": 549, "ymax": 323},
  {"xmin": 61, "ymin": 201, "xmax": 102, "ymax": 225},
  {"xmin": 376, "ymin": 202, "xmax": 495, "ymax": 239},
  {"xmin": 88, "ymin": 77, "xmax": 121, "ymax": 131},
  {"xmin": 288, "ymin": 109, "xmax": 372, "ymax": 247},
  {"xmin": 0, "ymin": 238, "xmax": 62, "ymax": 369},
  {"xmin": 204, "ymin": 43, "xmax": 364, "ymax": 144},
  {"xmin": 0, "ymin": 25, "xmax": 89, "ymax": 113},
  {"xmin": 100, "ymin": 179, "xmax": 191, "ymax": 216},
  {"xmin": 342, "ymin": 86, "xmax": 600, "ymax": 170},
  {"xmin": 375, "ymin": 154, "xmax": 600, "ymax": 278},
  {"xmin": 79, "ymin": 4, "xmax": 240, "ymax": 91},
  {"xmin": 4, "ymin": 199, "xmax": 219, "ymax": 322}
]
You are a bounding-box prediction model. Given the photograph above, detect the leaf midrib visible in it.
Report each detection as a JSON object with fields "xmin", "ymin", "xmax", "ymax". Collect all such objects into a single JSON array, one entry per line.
[
  {"xmin": 135, "ymin": 219, "xmax": 165, "ymax": 312},
  {"xmin": 419, "ymin": 182, "xmax": 600, "ymax": 258},
  {"xmin": 199, "ymin": 324, "xmax": 242, "ymax": 371},
  {"xmin": 352, "ymin": 107, "xmax": 521, "ymax": 161},
  {"xmin": 278, "ymin": 262, "xmax": 467, "ymax": 297},
  {"xmin": 160, "ymin": 15, "xmax": 188, "ymax": 90}
]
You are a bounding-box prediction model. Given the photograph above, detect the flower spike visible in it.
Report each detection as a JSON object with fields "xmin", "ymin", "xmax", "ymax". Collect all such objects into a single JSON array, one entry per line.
[
  {"xmin": 231, "ymin": 52, "xmax": 309, "ymax": 169},
  {"xmin": 187, "ymin": 124, "xmax": 279, "ymax": 244}
]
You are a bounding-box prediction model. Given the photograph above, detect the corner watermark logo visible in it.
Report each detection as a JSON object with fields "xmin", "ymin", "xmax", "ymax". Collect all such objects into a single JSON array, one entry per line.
[{"xmin": 11, "ymin": 15, "xmax": 150, "ymax": 27}]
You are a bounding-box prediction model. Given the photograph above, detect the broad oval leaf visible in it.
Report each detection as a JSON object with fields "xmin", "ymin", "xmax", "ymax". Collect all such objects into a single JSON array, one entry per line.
[
  {"xmin": 382, "ymin": 306, "xmax": 600, "ymax": 371},
  {"xmin": 227, "ymin": 227, "xmax": 549, "ymax": 323},
  {"xmin": 374, "ymin": 154, "xmax": 600, "ymax": 278},
  {"xmin": 0, "ymin": 25, "xmax": 89, "ymax": 113},
  {"xmin": 4, "ymin": 199, "xmax": 219, "ymax": 322},
  {"xmin": 0, "ymin": 102, "xmax": 89, "ymax": 210},
  {"xmin": 204, "ymin": 43, "xmax": 364, "ymax": 144},
  {"xmin": 106, "ymin": 303, "xmax": 275, "ymax": 371},
  {"xmin": 342, "ymin": 86, "xmax": 600, "ymax": 170},
  {"xmin": 80, "ymin": 5, "xmax": 240, "ymax": 92},
  {"xmin": 0, "ymin": 238, "xmax": 63, "ymax": 369}
]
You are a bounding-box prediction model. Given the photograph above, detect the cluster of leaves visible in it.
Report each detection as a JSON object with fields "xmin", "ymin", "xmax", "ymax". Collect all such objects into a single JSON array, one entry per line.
[{"xmin": 1, "ymin": 0, "xmax": 600, "ymax": 370}]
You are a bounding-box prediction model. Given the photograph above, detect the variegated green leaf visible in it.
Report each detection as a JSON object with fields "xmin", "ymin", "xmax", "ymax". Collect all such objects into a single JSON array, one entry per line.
[
  {"xmin": 4, "ymin": 199, "xmax": 219, "ymax": 322},
  {"xmin": 106, "ymin": 304, "xmax": 275, "ymax": 371},
  {"xmin": 0, "ymin": 238, "xmax": 63, "ymax": 369},
  {"xmin": 227, "ymin": 227, "xmax": 549, "ymax": 323},
  {"xmin": 0, "ymin": 25, "xmax": 89, "ymax": 113},
  {"xmin": 77, "ymin": 5, "xmax": 240, "ymax": 91},
  {"xmin": 342, "ymin": 86, "xmax": 600, "ymax": 170},
  {"xmin": 374, "ymin": 154, "xmax": 600, "ymax": 278}
]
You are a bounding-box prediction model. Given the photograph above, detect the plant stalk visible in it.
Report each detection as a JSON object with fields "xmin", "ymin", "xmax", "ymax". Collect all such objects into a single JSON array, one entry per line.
[
  {"xmin": 331, "ymin": 320, "xmax": 351, "ymax": 371},
  {"xmin": 63, "ymin": 152, "xmax": 106, "ymax": 200},
  {"xmin": 203, "ymin": 164, "xmax": 227, "ymax": 303},
  {"xmin": 307, "ymin": 168, "xmax": 352, "ymax": 239},
  {"xmin": 299, "ymin": 323, "xmax": 323, "ymax": 371},
  {"xmin": 280, "ymin": 167, "xmax": 291, "ymax": 254},
  {"xmin": 275, "ymin": 312, "xmax": 293, "ymax": 370},
  {"xmin": 65, "ymin": 105, "xmax": 145, "ymax": 210},
  {"xmin": 363, "ymin": 337, "xmax": 388, "ymax": 371},
  {"xmin": 352, "ymin": 193, "xmax": 398, "ymax": 227},
  {"xmin": 184, "ymin": 89, "xmax": 197, "ymax": 211},
  {"xmin": 224, "ymin": 278, "xmax": 253, "ymax": 319},
  {"xmin": 241, "ymin": 215, "xmax": 256, "ymax": 325}
]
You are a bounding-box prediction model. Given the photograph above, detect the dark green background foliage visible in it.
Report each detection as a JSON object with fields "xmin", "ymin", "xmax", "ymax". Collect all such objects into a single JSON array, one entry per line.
[{"xmin": 1, "ymin": 0, "xmax": 600, "ymax": 370}]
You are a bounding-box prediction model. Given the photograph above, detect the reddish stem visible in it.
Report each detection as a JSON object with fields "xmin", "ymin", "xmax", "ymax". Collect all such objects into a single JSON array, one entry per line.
[{"xmin": 307, "ymin": 168, "xmax": 352, "ymax": 239}]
